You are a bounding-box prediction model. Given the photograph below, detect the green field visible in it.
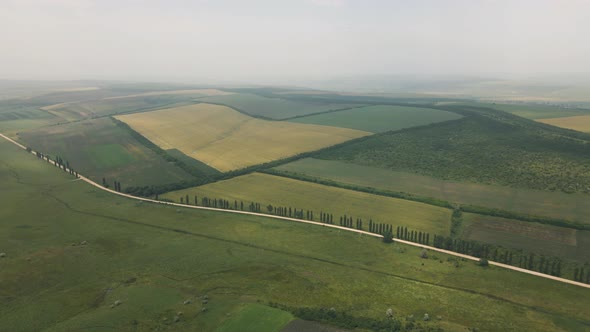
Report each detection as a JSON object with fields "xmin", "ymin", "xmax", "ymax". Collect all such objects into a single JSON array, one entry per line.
[
  {"xmin": 163, "ymin": 172, "xmax": 454, "ymax": 237},
  {"xmin": 273, "ymin": 158, "xmax": 590, "ymax": 223},
  {"xmin": 2, "ymin": 139, "xmax": 590, "ymax": 331},
  {"xmin": 85, "ymin": 143, "xmax": 137, "ymax": 168},
  {"xmin": 17, "ymin": 117, "xmax": 195, "ymax": 188},
  {"xmin": 316, "ymin": 109, "xmax": 590, "ymax": 194},
  {"xmin": 448, "ymin": 101, "xmax": 590, "ymax": 119},
  {"xmin": 216, "ymin": 304, "xmax": 293, "ymax": 332},
  {"xmin": 199, "ymin": 93, "xmax": 364, "ymax": 119},
  {"xmin": 461, "ymin": 213, "xmax": 590, "ymax": 264},
  {"xmin": 0, "ymin": 99, "xmax": 62, "ymax": 136},
  {"xmin": 289, "ymin": 105, "xmax": 462, "ymax": 133},
  {"xmin": 0, "ymin": 102, "xmax": 54, "ymax": 122},
  {"xmin": 458, "ymin": 102, "xmax": 590, "ymax": 119}
]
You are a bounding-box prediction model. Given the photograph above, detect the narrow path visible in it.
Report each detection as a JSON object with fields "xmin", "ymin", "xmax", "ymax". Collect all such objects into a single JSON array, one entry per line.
[{"xmin": 1, "ymin": 132, "xmax": 588, "ymax": 289}]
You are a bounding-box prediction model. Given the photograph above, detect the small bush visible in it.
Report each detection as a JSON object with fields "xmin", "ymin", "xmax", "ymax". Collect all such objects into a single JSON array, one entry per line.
[{"xmin": 420, "ymin": 249, "xmax": 428, "ymax": 259}]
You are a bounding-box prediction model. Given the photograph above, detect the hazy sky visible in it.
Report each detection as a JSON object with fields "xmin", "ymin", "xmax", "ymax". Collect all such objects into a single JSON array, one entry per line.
[{"xmin": 1, "ymin": 0, "xmax": 589, "ymax": 83}]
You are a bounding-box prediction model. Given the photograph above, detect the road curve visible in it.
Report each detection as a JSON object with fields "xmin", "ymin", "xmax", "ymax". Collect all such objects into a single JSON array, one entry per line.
[{"xmin": 1, "ymin": 132, "xmax": 589, "ymax": 289}]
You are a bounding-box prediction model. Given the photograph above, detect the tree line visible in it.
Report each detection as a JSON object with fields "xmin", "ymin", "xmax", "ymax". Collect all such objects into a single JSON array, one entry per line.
[
  {"xmin": 397, "ymin": 226, "xmax": 430, "ymax": 245},
  {"xmin": 169, "ymin": 193, "xmax": 590, "ymax": 283},
  {"xmin": 429, "ymin": 232, "xmax": 590, "ymax": 282},
  {"xmin": 267, "ymin": 302, "xmax": 443, "ymax": 332},
  {"xmin": 31, "ymin": 149, "xmax": 79, "ymax": 178},
  {"xmin": 261, "ymin": 169, "xmax": 590, "ymax": 232},
  {"xmin": 101, "ymin": 177, "xmax": 123, "ymax": 192}
]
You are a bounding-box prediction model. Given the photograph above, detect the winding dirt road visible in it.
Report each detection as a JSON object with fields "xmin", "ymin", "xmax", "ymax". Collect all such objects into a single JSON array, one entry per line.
[{"xmin": 1, "ymin": 132, "xmax": 588, "ymax": 289}]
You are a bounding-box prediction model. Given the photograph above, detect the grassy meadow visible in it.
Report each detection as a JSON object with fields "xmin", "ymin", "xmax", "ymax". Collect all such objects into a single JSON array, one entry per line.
[
  {"xmin": 163, "ymin": 172, "xmax": 453, "ymax": 236},
  {"xmin": 289, "ymin": 105, "xmax": 462, "ymax": 133},
  {"xmin": 537, "ymin": 115, "xmax": 590, "ymax": 132},
  {"xmin": 1, "ymin": 140, "xmax": 590, "ymax": 331},
  {"xmin": 199, "ymin": 93, "xmax": 364, "ymax": 119},
  {"xmin": 273, "ymin": 158, "xmax": 590, "ymax": 223},
  {"xmin": 116, "ymin": 103, "xmax": 370, "ymax": 172},
  {"xmin": 216, "ymin": 304, "xmax": 293, "ymax": 332},
  {"xmin": 17, "ymin": 117, "xmax": 195, "ymax": 188}
]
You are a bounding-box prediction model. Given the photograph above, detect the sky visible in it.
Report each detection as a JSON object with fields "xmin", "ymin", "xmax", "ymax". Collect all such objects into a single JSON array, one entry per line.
[{"xmin": 1, "ymin": 0, "xmax": 589, "ymax": 83}]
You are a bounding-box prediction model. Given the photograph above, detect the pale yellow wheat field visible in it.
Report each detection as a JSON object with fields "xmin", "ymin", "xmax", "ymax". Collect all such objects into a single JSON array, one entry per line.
[
  {"xmin": 115, "ymin": 103, "xmax": 370, "ymax": 171},
  {"xmin": 537, "ymin": 115, "xmax": 590, "ymax": 133}
]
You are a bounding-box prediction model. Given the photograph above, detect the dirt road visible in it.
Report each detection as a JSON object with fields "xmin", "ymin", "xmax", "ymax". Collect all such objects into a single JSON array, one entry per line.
[{"xmin": 1, "ymin": 132, "xmax": 588, "ymax": 289}]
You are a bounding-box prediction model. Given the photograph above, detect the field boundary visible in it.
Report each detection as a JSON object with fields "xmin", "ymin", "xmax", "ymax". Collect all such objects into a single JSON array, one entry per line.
[
  {"xmin": 193, "ymin": 100, "xmax": 274, "ymax": 120},
  {"xmin": 192, "ymin": 100, "xmax": 369, "ymax": 121},
  {"xmin": 1, "ymin": 131, "xmax": 589, "ymax": 289},
  {"xmin": 278, "ymin": 104, "xmax": 368, "ymax": 121}
]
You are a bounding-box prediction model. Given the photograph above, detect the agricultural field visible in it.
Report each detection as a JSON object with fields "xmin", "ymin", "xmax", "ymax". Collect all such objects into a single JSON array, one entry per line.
[
  {"xmin": 538, "ymin": 115, "xmax": 590, "ymax": 132},
  {"xmin": 289, "ymin": 105, "xmax": 462, "ymax": 133},
  {"xmin": 0, "ymin": 102, "xmax": 61, "ymax": 137},
  {"xmin": 102, "ymin": 88, "xmax": 232, "ymax": 100},
  {"xmin": 116, "ymin": 103, "xmax": 370, "ymax": 172},
  {"xmin": 461, "ymin": 213, "xmax": 590, "ymax": 264},
  {"xmin": 162, "ymin": 172, "xmax": 453, "ymax": 236},
  {"xmin": 315, "ymin": 110, "xmax": 590, "ymax": 194},
  {"xmin": 0, "ymin": 80, "xmax": 100, "ymax": 100},
  {"xmin": 2, "ymin": 140, "xmax": 589, "ymax": 332},
  {"xmin": 0, "ymin": 84, "xmax": 221, "ymax": 136},
  {"xmin": 27, "ymin": 87, "xmax": 135, "ymax": 105},
  {"xmin": 41, "ymin": 90, "xmax": 222, "ymax": 121},
  {"xmin": 273, "ymin": 158, "xmax": 590, "ymax": 223},
  {"xmin": 17, "ymin": 117, "xmax": 195, "ymax": 188},
  {"xmin": 39, "ymin": 88, "xmax": 231, "ymax": 122},
  {"xmin": 0, "ymin": 100, "xmax": 55, "ymax": 122},
  {"xmin": 199, "ymin": 93, "xmax": 364, "ymax": 119},
  {"xmin": 454, "ymin": 101, "xmax": 590, "ymax": 119},
  {"xmin": 0, "ymin": 117, "xmax": 61, "ymax": 138},
  {"xmin": 25, "ymin": 83, "xmax": 219, "ymax": 106},
  {"xmin": 39, "ymin": 94, "xmax": 197, "ymax": 122}
]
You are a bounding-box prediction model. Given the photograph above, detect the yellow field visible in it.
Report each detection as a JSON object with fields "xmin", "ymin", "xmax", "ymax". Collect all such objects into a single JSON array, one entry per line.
[
  {"xmin": 537, "ymin": 115, "xmax": 590, "ymax": 132},
  {"xmin": 162, "ymin": 172, "xmax": 452, "ymax": 235},
  {"xmin": 115, "ymin": 103, "xmax": 370, "ymax": 171}
]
